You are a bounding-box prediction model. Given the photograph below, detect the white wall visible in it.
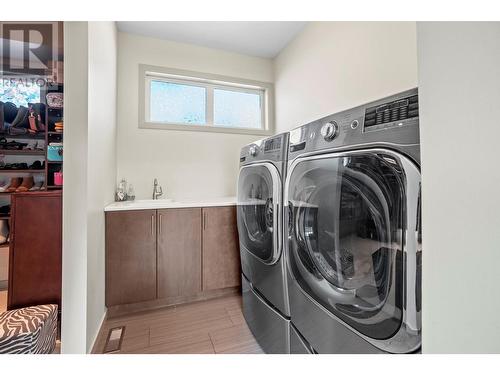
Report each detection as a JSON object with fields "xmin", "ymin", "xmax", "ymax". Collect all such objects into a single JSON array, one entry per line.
[
  {"xmin": 116, "ymin": 32, "xmax": 274, "ymax": 200},
  {"xmin": 417, "ymin": 22, "xmax": 500, "ymax": 353},
  {"xmin": 62, "ymin": 21, "xmax": 117, "ymax": 354},
  {"xmin": 62, "ymin": 21, "xmax": 89, "ymax": 354},
  {"xmin": 274, "ymin": 22, "xmax": 418, "ymax": 132},
  {"xmin": 86, "ymin": 21, "xmax": 117, "ymax": 352}
]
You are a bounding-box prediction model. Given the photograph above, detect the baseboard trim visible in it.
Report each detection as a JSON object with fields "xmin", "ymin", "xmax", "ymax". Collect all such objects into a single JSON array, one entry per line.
[
  {"xmin": 106, "ymin": 286, "xmax": 240, "ymax": 319},
  {"xmin": 89, "ymin": 309, "xmax": 108, "ymax": 354}
]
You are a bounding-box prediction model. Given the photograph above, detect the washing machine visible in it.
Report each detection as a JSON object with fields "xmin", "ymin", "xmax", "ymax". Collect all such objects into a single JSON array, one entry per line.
[
  {"xmin": 237, "ymin": 132, "xmax": 290, "ymax": 354},
  {"xmin": 285, "ymin": 88, "xmax": 422, "ymax": 354}
]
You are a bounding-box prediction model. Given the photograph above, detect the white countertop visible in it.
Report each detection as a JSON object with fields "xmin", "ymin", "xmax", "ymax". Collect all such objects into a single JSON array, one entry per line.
[{"xmin": 104, "ymin": 196, "xmax": 237, "ymax": 212}]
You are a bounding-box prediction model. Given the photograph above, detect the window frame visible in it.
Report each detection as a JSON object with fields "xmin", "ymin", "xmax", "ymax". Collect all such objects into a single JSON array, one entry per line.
[{"xmin": 139, "ymin": 64, "xmax": 274, "ymax": 136}]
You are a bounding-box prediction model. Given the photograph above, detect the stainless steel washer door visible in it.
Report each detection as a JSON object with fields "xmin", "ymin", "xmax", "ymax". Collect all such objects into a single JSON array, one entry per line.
[
  {"xmin": 285, "ymin": 149, "xmax": 421, "ymax": 353},
  {"xmin": 237, "ymin": 163, "xmax": 281, "ymax": 265}
]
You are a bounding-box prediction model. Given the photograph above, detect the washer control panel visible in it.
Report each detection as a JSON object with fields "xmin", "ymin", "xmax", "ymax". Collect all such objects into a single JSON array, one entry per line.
[
  {"xmin": 249, "ymin": 145, "xmax": 259, "ymax": 156},
  {"xmin": 240, "ymin": 133, "xmax": 289, "ymax": 165}
]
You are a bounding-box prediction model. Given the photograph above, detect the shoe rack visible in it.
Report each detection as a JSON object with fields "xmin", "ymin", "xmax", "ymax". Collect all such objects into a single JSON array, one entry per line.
[
  {"xmin": 0, "ymin": 84, "xmax": 64, "ymax": 228},
  {"xmin": 45, "ymin": 82, "xmax": 64, "ymax": 190}
]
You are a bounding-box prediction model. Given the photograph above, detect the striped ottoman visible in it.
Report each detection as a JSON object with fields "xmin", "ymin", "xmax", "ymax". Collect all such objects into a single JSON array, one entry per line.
[{"xmin": 0, "ymin": 304, "xmax": 58, "ymax": 354}]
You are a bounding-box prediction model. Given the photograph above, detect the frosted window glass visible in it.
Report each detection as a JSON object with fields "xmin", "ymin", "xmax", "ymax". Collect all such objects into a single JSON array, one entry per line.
[
  {"xmin": 150, "ymin": 80, "xmax": 206, "ymax": 124},
  {"xmin": 214, "ymin": 89, "xmax": 262, "ymax": 129},
  {"xmin": 0, "ymin": 80, "xmax": 41, "ymax": 107}
]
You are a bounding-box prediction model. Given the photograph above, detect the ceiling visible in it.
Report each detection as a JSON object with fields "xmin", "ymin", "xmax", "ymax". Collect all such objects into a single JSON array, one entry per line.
[{"xmin": 116, "ymin": 21, "xmax": 307, "ymax": 58}]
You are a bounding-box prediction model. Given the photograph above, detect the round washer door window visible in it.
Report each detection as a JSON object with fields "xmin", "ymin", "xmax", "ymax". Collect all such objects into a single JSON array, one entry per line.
[
  {"xmin": 237, "ymin": 164, "xmax": 279, "ymax": 264},
  {"xmin": 287, "ymin": 152, "xmax": 409, "ymax": 340}
]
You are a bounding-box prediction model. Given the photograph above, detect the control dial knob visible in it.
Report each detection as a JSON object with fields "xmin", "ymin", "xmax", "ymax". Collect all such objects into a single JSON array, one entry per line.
[
  {"xmin": 249, "ymin": 145, "xmax": 259, "ymax": 156},
  {"xmin": 320, "ymin": 121, "xmax": 339, "ymax": 141}
]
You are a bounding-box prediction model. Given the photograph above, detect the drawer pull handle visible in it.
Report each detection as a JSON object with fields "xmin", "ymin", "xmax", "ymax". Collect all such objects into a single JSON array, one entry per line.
[
  {"xmin": 159, "ymin": 214, "xmax": 162, "ymax": 234},
  {"xmin": 151, "ymin": 214, "xmax": 154, "ymax": 235}
]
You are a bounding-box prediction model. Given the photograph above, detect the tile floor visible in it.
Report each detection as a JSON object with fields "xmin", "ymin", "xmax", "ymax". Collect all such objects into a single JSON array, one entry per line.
[
  {"xmin": 0, "ymin": 290, "xmax": 7, "ymax": 313},
  {"xmin": 93, "ymin": 294, "xmax": 263, "ymax": 354}
]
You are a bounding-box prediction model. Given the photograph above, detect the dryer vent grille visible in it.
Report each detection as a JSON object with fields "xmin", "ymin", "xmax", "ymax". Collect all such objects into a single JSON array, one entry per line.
[{"xmin": 364, "ymin": 95, "xmax": 419, "ymax": 128}]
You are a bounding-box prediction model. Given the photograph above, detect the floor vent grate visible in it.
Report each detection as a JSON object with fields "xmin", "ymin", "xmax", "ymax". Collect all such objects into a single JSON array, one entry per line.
[{"xmin": 103, "ymin": 326, "xmax": 126, "ymax": 353}]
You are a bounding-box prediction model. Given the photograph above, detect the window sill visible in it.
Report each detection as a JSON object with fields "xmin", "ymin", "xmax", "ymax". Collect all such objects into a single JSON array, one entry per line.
[{"xmin": 139, "ymin": 121, "xmax": 273, "ymax": 136}]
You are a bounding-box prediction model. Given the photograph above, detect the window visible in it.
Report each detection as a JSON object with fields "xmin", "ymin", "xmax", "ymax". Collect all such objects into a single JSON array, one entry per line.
[
  {"xmin": 214, "ymin": 88, "xmax": 262, "ymax": 129},
  {"xmin": 0, "ymin": 79, "xmax": 41, "ymax": 107},
  {"xmin": 140, "ymin": 65, "xmax": 273, "ymax": 135},
  {"xmin": 149, "ymin": 80, "xmax": 206, "ymax": 125}
]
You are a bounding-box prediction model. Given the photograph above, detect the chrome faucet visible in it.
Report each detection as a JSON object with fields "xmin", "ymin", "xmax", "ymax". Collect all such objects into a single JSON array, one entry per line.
[{"xmin": 152, "ymin": 178, "xmax": 163, "ymax": 200}]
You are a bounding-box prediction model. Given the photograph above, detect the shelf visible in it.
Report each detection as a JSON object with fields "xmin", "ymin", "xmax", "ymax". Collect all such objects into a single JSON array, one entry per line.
[
  {"xmin": 47, "ymin": 160, "xmax": 62, "ymax": 164},
  {"xmin": 48, "ymin": 132, "xmax": 63, "ymax": 136},
  {"xmin": 2, "ymin": 133, "xmax": 45, "ymax": 140},
  {"xmin": 0, "ymin": 149, "xmax": 45, "ymax": 156},
  {"xmin": 47, "ymin": 185, "xmax": 62, "ymax": 190},
  {"xmin": 0, "ymin": 169, "xmax": 45, "ymax": 174}
]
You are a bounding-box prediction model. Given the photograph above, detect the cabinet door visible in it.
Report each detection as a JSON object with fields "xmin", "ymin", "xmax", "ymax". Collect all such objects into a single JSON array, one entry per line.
[
  {"xmin": 157, "ymin": 208, "xmax": 202, "ymax": 299},
  {"xmin": 8, "ymin": 192, "xmax": 62, "ymax": 310},
  {"xmin": 105, "ymin": 210, "xmax": 157, "ymax": 306},
  {"xmin": 202, "ymin": 206, "xmax": 241, "ymax": 291}
]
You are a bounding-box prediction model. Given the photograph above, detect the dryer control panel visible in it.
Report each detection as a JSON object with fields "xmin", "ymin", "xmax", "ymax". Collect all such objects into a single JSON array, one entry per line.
[{"xmin": 288, "ymin": 88, "xmax": 420, "ymax": 162}]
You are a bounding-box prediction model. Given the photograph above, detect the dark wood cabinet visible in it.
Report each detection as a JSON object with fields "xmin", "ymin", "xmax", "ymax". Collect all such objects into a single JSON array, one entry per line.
[
  {"xmin": 157, "ymin": 208, "xmax": 201, "ymax": 299},
  {"xmin": 8, "ymin": 191, "xmax": 62, "ymax": 310},
  {"xmin": 105, "ymin": 210, "xmax": 157, "ymax": 307},
  {"xmin": 105, "ymin": 205, "xmax": 241, "ymax": 313},
  {"xmin": 202, "ymin": 206, "xmax": 240, "ymax": 291}
]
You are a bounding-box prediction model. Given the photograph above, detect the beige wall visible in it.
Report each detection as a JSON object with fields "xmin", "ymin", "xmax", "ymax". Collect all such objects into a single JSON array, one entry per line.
[
  {"xmin": 62, "ymin": 21, "xmax": 117, "ymax": 354},
  {"xmin": 116, "ymin": 32, "xmax": 274, "ymax": 200},
  {"xmin": 274, "ymin": 22, "xmax": 418, "ymax": 133},
  {"xmin": 86, "ymin": 21, "xmax": 117, "ymax": 352},
  {"xmin": 418, "ymin": 22, "xmax": 500, "ymax": 353},
  {"xmin": 62, "ymin": 21, "xmax": 89, "ymax": 354}
]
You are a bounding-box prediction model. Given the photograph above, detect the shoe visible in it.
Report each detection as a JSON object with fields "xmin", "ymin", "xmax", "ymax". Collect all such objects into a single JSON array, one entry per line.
[
  {"xmin": 28, "ymin": 103, "xmax": 46, "ymax": 131},
  {"xmin": 11, "ymin": 106, "xmax": 29, "ymax": 128},
  {"xmin": 0, "ymin": 140, "xmax": 28, "ymax": 150},
  {"xmin": 6, "ymin": 177, "xmax": 22, "ymax": 192},
  {"xmin": 29, "ymin": 181, "xmax": 43, "ymax": 191},
  {"xmin": 0, "ymin": 180, "xmax": 8, "ymax": 193},
  {"xmin": 25, "ymin": 140, "xmax": 37, "ymax": 150},
  {"xmin": 2, "ymin": 163, "xmax": 28, "ymax": 170},
  {"xmin": 0, "ymin": 219, "xmax": 9, "ymax": 245},
  {"xmin": 16, "ymin": 176, "xmax": 34, "ymax": 192},
  {"xmin": 35, "ymin": 141, "xmax": 45, "ymax": 151},
  {"xmin": 3, "ymin": 102, "xmax": 17, "ymax": 124},
  {"xmin": 29, "ymin": 160, "xmax": 43, "ymax": 170},
  {"xmin": 8, "ymin": 126, "xmax": 27, "ymax": 135}
]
